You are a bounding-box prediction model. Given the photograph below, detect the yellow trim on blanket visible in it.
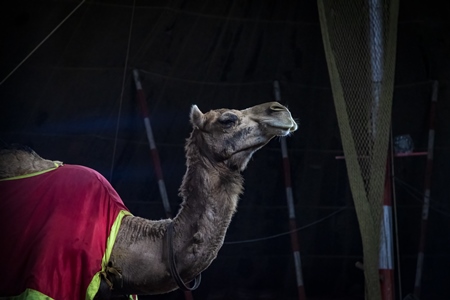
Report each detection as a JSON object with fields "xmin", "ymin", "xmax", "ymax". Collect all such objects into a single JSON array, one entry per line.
[
  {"xmin": 0, "ymin": 162, "xmax": 61, "ymax": 181},
  {"xmin": 85, "ymin": 210, "xmax": 136, "ymax": 300},
  {"xmin": 0, "ymin": 288, "xmax": 54, "ymax": 300}
]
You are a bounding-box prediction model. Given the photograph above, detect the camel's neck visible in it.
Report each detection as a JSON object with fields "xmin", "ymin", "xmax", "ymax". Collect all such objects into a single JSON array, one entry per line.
[
  {"xmin": 164, "ymin": 129, "xmax": 243, "ymax": 285},
  {"xmin": 109, "ymin": 132, "xmax": 243, "ymax": 295},
  {"xmin": 172, "ymin": 140, "xmax": 243, "ymax": 278}
]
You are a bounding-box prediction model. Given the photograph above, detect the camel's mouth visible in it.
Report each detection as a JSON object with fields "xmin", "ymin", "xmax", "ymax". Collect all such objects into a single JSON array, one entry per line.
[
  {"xmin": 226, "ymin": 122, "xmax": 296, "ymax": 161},
  {"xmin": 268, "ymin": 125, "xmax": 296, "ymax": 136},
  {"xmin": 264, "ymin": 120, "xmax": 298, "ymax": 136}
]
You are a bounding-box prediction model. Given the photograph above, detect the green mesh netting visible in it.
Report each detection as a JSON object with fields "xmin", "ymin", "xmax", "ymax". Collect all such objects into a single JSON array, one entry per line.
[{"xmin": 317, "ymin": 1, "xmax": 399, "ymax": 299}]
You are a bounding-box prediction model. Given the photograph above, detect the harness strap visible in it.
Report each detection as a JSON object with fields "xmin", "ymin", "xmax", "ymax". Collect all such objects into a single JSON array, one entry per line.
[
  {"xmin": 100, "ymin": 271, "xmax": 114, "ymax": 290},
  {"xmin": 100, "ymin": 263, "xmax": 124, "ymax": 290},
  {"xmin": 166, "ymin": 222, "xmax": 202, "ymax": 291},
  {"xmin": 100, "ymin": 264, "xmax": 133, "ymax": 299}
]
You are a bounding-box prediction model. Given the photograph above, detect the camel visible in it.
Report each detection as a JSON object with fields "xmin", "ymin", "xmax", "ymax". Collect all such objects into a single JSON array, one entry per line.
[{"xmin": 0, "ymin": 102, "xmax": 297, "ymax": 299}]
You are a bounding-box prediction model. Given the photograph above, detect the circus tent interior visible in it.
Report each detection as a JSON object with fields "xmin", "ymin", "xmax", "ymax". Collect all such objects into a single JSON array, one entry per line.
[{"xmin": 1, "ymin": 0, "xmax": 450, "ymax": 299}]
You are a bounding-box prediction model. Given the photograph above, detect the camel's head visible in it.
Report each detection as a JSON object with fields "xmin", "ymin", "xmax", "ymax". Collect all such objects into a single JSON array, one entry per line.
[{"xmin": 190, "ymin": 102, "xmax": 297, "ymax": 171}]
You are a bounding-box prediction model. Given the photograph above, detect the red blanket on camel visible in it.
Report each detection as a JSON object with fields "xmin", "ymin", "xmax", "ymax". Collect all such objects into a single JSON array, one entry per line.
[{"xmin": 0, "ymin": 164, "xmax": 132, "ymax": 300}]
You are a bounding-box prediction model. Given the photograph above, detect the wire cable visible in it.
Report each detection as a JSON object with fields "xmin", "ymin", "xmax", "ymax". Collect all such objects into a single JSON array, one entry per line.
[
  {"xmin": 224, "ymin": 206, "xmax": 348, "ymax": 245},
  {"xmin": 394, "ymin": 176, "xmax": 450, "ymax": 217},
  {"xmin": 109, "ymin": 0, "xmax": 136, "ymax": 182},
  {"xmin": 0, "ymin": 0, "xmax": 86, "ymax": 86},
  {"xmin": 390, "ymin": 133, "xmax": 403, "ymax": 300}
]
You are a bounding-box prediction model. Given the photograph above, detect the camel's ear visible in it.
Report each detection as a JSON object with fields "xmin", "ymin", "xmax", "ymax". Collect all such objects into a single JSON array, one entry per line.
[{"xmin": 190, "ymin": 105, "xmax": 204, "ymax": 129}]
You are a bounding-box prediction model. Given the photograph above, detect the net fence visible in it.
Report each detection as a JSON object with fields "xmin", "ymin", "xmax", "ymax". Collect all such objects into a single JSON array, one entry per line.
[{"xmin": 317, "ymin": 0, "xmax": 399, "ymax": 299}]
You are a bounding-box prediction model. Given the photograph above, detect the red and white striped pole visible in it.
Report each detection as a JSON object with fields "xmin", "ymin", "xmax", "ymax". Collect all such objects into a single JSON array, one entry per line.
[
  {"xmin": 379, "ymin": 156, "xmax": 395, "ymax": 300},
  {"xmin": 133, "ymin": 69, "xmax": 195, "ymax": 300},
  {"xmin": 274, "ymin": 81, "xmax": 307, "ymax": 300},
  {"xmin": 413, "ymin": 80, "xmax": 438, "ymax": 298},
  {"xmin": 133, "ymin": 69, "xmax": 172, "ymax": 219}
]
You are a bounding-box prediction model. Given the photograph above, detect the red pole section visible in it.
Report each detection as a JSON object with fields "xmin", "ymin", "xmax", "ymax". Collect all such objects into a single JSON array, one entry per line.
[
  {"xmin": 413, "ymin": 80, "xmax": 438, "ymax": 298},
  {"xmin": 379, "ymin": 156, "xmax": 395, "ymax": 300},
  {"xmin": 133, "ymin": 70, "xmax": 195, "ymax": 300},
  {"xmin": 133, "ymin": 69, "xmax": 172, "ymax": 219},
  {"xmin": 274, "ymin": 81, "xmax": 307, "ymax": 300}
]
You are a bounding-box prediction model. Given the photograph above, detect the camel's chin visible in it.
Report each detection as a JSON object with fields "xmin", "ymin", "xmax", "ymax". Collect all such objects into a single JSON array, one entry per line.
[
  {"xmin": 227, "ymin": 143, "xmax": 267, "ymax": 171},
  {"xmin": 226, "ymin": 152, "xmax": 253, "ymax": 171}
]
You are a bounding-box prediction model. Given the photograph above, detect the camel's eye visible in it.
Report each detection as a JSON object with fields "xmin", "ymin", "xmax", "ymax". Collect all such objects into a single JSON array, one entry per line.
[{"xmin": 218, "ymin": 113, "xmax": 238, "ymax": 129}]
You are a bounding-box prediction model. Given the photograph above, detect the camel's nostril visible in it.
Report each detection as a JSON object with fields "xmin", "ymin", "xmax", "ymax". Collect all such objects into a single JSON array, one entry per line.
[{"xmin": 270, "ymin": 104, "xmax": 285, "ymax": 111}]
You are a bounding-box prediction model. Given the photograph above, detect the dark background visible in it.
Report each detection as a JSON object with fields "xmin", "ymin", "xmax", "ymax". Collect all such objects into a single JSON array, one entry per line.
[{"xmin": 1, "ymin": 1, "xmax": 450, "ymax": 299}]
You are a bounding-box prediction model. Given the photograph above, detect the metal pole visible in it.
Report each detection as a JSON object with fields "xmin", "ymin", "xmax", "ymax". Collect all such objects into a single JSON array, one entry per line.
[
  {"xmin": 274, "ymin": 81, "xmax": 307, "ymax": 300},
  {"xmin": 379, "ymin": 156, "xmax": 395, "ymax": 300},
  {"xmin": 369, "ymin": 0, "xmax": 384, "ymax": 138},
  {"xmin": 133, "ymin": 69, "xmax": 194, "ymax": 300},
  {"xmin": 368, "ymin": 1, "xmax": 397, "ymax": 298},
  {"xmin": 413, "ymin": 80, "xmax": 438, "ymax": 298},
  {"xmin": 133, "ymin": 69, "xmax": 172, "ymax": 218}
]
